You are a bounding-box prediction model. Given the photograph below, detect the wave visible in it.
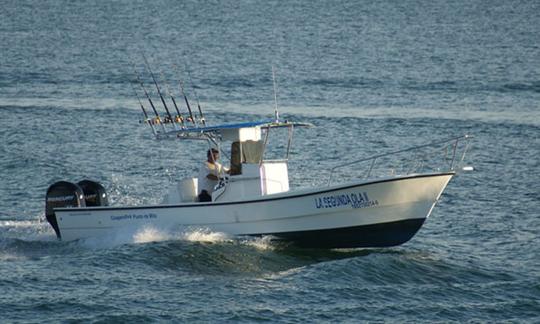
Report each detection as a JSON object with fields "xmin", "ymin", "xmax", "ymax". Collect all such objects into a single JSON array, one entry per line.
[
  {"xmin": 402, "ymin": 80, "xmax": 540, "ymax": 94},
  {"xmin": 499, "ymin": 81, "xmax": 540, "ymax": 93},
  {"xmin": 301, "ymin": 77, "xmax": 540, "ymax": 94},
  {"xmin": 0, "ymin": 218, "xmax": 370, "ymax": 276},
  {"xmin": 0, "ymin": 219, "xmax": 524, "ymax": 295},
  {"xmin": 204, "ymin": 76, "xmax": 261, "ymax": 89},
  {"xmin": 303, "ymin": 77, "xmax": 384, "ymax": 89},
  {"xmin": 0, "ymin": 219, "xmax": 55, "ymax": 242}
]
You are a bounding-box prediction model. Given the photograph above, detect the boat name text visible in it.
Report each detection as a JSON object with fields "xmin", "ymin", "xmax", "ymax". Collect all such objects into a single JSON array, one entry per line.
[
  {"xmin": 110, "ymin": 213, "xmax": 158, "ymax": 221},
  {"xmin": 315, "ymin": 192, "xmax": 378, "ymax": 209}
]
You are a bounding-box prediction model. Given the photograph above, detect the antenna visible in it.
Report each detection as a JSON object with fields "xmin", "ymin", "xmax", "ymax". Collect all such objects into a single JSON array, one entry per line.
[{"xmin": 272, "ymin": 65, "xmax": 279, "ymax": 122}]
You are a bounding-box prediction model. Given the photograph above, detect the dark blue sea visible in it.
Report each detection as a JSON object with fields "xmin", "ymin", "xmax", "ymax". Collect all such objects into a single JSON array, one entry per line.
[{"xmin": 1, "ymin": 0, "xmax": 539, "ymax": 322}]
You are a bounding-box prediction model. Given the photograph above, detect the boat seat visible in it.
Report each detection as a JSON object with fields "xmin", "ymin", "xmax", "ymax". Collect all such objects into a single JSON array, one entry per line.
[
  {"xmin": 230, "ymin": 140, "xmax": 264, "ymax": 175},
  {"xmin": 162, "ymin": 178, "xmax": 198, "ymax": 204}
]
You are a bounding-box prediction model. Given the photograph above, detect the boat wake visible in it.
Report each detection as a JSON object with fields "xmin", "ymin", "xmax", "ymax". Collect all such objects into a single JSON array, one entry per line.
[
  {"xmin": 0, "ymin": 216, "xmax": 281, "ymax": 253},
  {"xmin": 0, "ymin": 218, "xmax": 55, "ymax": 242},
  {"xmin": 181, "ymin": 228, "xmax": 232, "ymax": 244},
  {"xmin": 0, "ymin": 218, "xmax": 72, "ymax": 261},
  {"xmin": 73, "ymin": 224, "xmax": 282, "ymax": 252},
  {"xmin": 131, "ymin": 227, "xmax": 281, "ymax": 251},
  {"xmin": 131, "ymin": 226, "xmax": 173, "ymax": 243},
  {"xmin": 1, "ymin": 218, "xmax": 469, "ymax": 280},
  {"xmin": 0, "ymin": 217, "xmax": 412, "ymax": 278}
]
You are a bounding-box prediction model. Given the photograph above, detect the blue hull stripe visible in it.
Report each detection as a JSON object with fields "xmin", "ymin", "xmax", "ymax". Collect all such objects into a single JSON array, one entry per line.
[{"xmin": 256, "ymin": 218, "xmax": 426, "ymax": 249}]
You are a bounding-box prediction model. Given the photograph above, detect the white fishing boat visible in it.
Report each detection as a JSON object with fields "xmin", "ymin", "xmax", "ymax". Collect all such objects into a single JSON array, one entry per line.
[
  {"xmin": 44, "ymin": 66, "xmax": 472, "ymax": 248},
  {"xmin": 45, "ymin": 116, "xmax": 471, "ymax": 248}
]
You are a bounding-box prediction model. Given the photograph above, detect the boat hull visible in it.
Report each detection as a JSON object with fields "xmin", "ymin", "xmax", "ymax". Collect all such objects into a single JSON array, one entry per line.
[
  {"xmin": 265, "ymin": 218, "xmax": 426, "ymax": 248},
  {"xmin": 53, "ymin": 172, "xmax": 454, "ymax": 248}
]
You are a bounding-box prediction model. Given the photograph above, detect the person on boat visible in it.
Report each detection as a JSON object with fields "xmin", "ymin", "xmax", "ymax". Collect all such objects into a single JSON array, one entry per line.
[{"xmin": 197, "ymin": 148, "xmax": 229, "ymax": 202}]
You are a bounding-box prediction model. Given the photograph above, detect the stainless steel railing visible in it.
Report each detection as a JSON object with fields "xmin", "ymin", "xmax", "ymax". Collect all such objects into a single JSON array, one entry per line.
[{"xmin": 327, "ymin": 134, "xmax": 472, "ymax": 186}]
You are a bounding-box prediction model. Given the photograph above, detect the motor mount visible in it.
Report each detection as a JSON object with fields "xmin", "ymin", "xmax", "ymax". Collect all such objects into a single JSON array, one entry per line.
[
  {"xmin": 45, "ymin": 181, "xmax": 86, "ymax": 239},
  {"xmin": 77, "ymin": 179, "xmax": 109, "ymax": 207}
]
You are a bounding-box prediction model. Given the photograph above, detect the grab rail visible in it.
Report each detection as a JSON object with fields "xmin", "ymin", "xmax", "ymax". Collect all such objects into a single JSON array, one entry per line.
[{"xmin": 327, "ymin": 134, "xmax": 472, "ymax": 186}]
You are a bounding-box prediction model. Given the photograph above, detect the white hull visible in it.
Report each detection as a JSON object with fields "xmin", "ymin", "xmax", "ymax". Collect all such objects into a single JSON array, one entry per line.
[{"xmin": 53, "ymin": 172, "xmax": 454, "ymax": 248}]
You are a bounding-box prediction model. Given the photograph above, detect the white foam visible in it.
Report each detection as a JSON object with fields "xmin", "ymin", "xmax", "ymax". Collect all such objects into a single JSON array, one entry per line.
[
  {"xmin": 0, "ymin": 252, "xmax": 25, "ymax": 262},
  {"xmin": 78, "ymin": 225, "xmax": 168, "ymax": 249},
  {"xmin": 181, "ymin": 228, "xmax": 231, "ymax": 243},
  {"xmin": 133, "ymin": 226, "xmax": 170, "ymax": 243},
  {"xmin": 77, "ymin": 225, "xmax": 233, "ymax": 249},
  {"xmin": 0, "ymin": 220, "xmax": 37, "ymax": 227},
  {"xmin": 0, "ymin": 219, "xmax": 57, "ymax": 242},
  {"xmin": 264, "ymin": 266, "xmax": 306, "ymax": 280},
  {"xmin": 242, "ymin": 235, "xmax": 277, "ymax": 251}
]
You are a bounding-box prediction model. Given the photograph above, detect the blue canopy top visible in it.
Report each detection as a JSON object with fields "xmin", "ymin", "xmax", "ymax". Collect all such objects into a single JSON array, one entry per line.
[{"xmin": 158, "ymin": 119, "xmax": 313, "ymax": 139}]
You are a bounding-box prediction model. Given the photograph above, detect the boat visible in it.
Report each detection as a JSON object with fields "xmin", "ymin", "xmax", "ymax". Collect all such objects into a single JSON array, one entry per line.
[
  {"xmin": 44, "ymin": 67, "xmax": 472, "ymax": 248},
  {"xmin": 44, "ymin": 115, "xmax": 471, "ymax": 248}
]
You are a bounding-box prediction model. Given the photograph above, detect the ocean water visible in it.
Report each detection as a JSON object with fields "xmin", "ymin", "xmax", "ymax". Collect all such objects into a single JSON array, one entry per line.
[{"xmin": 1, "ymin": 0, "xmax": 539, "ymax": 322}]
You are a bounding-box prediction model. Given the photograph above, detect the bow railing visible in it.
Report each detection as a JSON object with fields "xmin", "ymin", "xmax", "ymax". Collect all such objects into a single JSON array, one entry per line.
[{"xmin": 327, "ymin": 135, "xmax": 473, "ymax": 186}]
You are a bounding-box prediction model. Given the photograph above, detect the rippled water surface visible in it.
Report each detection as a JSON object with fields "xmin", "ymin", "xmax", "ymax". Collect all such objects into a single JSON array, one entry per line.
[{"xmin": 1, "ymin": 0, "xmax": 539, "ymax": 322}]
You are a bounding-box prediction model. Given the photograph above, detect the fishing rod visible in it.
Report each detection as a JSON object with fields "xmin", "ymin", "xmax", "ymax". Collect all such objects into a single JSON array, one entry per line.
[
  {"xmin": 129, "ymin": 81, "xmax": 157, "ymax": 136},
  {"xmin": 180, "ymin": 79, "xmax": 196, "ymax": 127},
  {"xmin": 174, "ymin": 64, "xmax": 196, "ymax": 127},
  {"xmin": 159, "ymin": 69, "xmax": 186, "ymax": 128},
  {"xmin": 186, "ymin": 67, "xmax": 206, "ymax": 126},
  {"xmin": 142, "ymin": 53, "xmax": 175, "ymax": 125},
  {"xmin": 131, "ymin": 61, "xmax": 166, "ymax": 132}
]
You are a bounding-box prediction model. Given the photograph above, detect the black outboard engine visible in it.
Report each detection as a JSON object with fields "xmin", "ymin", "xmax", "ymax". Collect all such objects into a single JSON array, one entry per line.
[
  {"xmin": 45, "ymin": 181, "xmax": 86, "ymax": 239},
  {"xmin": 77, "ymin": 180, "xmax": 109, "ymax": 207}
]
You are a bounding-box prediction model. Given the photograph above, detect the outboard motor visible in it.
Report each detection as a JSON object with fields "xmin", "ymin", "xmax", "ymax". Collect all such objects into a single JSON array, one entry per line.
[
  {"xmin": 77, "ymin": 180, "xmax": 109, "ymax": 207},
  {"xmin": 45, "ymin": 181, "xmax": 86, "ymax": 239}
]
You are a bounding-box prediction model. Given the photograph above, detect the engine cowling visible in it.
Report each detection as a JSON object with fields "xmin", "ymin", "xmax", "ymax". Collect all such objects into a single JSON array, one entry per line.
[
  {"xmin": 45, "ymin": 181, "xmax": 86, "ymax": 239},
  {"xmin": 77, "ymin": 180, "xmax": 109, "ymax": 207}
]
